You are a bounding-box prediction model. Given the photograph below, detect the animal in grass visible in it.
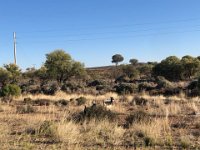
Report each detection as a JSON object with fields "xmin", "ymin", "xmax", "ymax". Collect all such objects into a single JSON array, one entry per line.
[
  {"xmin": 84, "ymin": 101, "xmax": 97, "ymax": 115},
  {"xmin": 103, "ymin": 97, "xmax": 115, "ymax": 106},
  {"xmin": 91, "ymin": 100, "xmax": 97, "ymax": 107}
]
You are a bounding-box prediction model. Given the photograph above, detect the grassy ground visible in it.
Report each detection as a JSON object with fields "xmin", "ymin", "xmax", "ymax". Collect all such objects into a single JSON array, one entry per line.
[{"xmin": 0, "ymin": 91, "xmax": 200, "ymax": 149}]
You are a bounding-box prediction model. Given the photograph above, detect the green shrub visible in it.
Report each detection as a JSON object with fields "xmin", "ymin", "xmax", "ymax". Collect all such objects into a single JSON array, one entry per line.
[
  {"xmin": 115, "ymin": 83, "xmax": 137, "ymax": 95},
  {"xmin": 180, "ymin": 137, "xmax": 191, "ymax": 149},
  {"xmin": 115, "ymin": 75, "xmax": 130, "ymax": 83},
  {"xmin": 0, "ymin": 84, "xmax": 21, "ymax": 97},
  {"xmin": 74, "ymin": 105, "xmax": 117, "ymax": 122},
  {"xmin": 165, "ymin": 134, "xmax": 173, "ymax": 147},
  {"xmin": 126, "ymin": 110, "xmax": 151, "ymax": 127},
  {"xmin": 41, "ymin": 81, "xmax": 60, "ymax": 95},
  {"xmin": 54, "ymin": 99, "xmax": 69, "ymax": 106},
  {"xmin": 198, "ymin": 77, "xmax": 200, "ymax": 95},
  {"xmin": 133, "ymin": 97, "xmax": 148, "ymax": 106},
  {"xmin": 88, "ymin": 80, "xmax": 103, "ymax": 87},
  {"xmin": 61, "ymin": 82, "xmax": 84, "ymax": 93},
  {"xmin": 144, "ymin": 136, "xmax": 155, "ymax": 147},
  {"xmin": 156, "ymin": 76, "xmax": 174, "ymax": 89},
  {"xmin": 76, "ymin": 97, "xmax": 87, "ymax": 106},
  {"xmin": 38, "ymin": 121, "xmax": 59, "ymax": 142},
  {"xmin": 33, "ymin": 99, "xmax": 51, "ymax": 106},
  {"xmin": 138, "ymin": 82, "xmax": 155, "ymax": 92},
  {"xmin": 23, "ymin": 97, "xmax": 32, "ymax": 104}
]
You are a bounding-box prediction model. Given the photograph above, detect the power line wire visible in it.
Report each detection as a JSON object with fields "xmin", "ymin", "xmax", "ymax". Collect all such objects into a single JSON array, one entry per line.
[
  {"xmin": 17, "ymin": 24, "xmax": 200, "ymax": 39},
  {"xmin": 17, "ymin": 17, "xmax": 200, "ymax": 34},
  {"xmin": 17, "ymin": 28, "xmax": 200, "ymax": 43}
]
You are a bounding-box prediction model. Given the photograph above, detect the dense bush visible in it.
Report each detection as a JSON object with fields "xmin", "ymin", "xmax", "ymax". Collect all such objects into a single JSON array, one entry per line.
[
  {"xmin": 155, "ymin": 76, "xmax": 174, "ymax": 89},
  {"xmin": 61, "ymin": 82, "xmax": 84, "ymax": 93},
  {"xmin": 115, "ymin": 75, "xmax": 130, "ymax": 83},
  {"xmin": 73, "ymin": 105, "xmax": 117, "ymax": 122},
  {"xmin": 144, "ymin": 136, "xmax": 155, "ymax": 146},
  {"xmin": 33, "ymin": 99, "xmax": 51, "ymax": 106},
  {"xmin": 153, "ymin": 56, "xmax": 183, "ymax": 81},
  {"xmin": 76, "ymin": 97, "xmax": 87, "ymax": 106},
  {"xmin": 0, "ymin": 68, "xmax": 11, "ymax": 85},
  {"xmin": 115, "ymin": 83, "xmax": 137, "ymax": 94},
  {"xmin": 41, "ymin": 81, "xmax": 60, "ymax": 95},
  {"xmin": 138, "ymin": 82, "xmax": 156, "ymax": 92},
  {"xmin": 187, "ymin": 80, "xmax": 199, "ymax": 97},
  {"xmin": 16, "ymin": 105, "xmax": 35, "ymax": 114},
  {"xmin": 198, "ymin": 77, "xmax": 200, "ymax": 95},
  {"xmin": 121, "ymin": 65, "xmax": 140, "ymax": 79},
  {"xmin": 125, "ymin": 110, "xmax": 151, "ymax": 127},
  {"xmin": 23, "ymin": 97, "xmax": 32, "ymax": 104},
  {"xmin": 88, "ymin": 80, "xmax": 103, "ymax": 87},
  {"xmin": 0, "ymin": 84, "xmax": 21, "ymax": 97},
  {"xmin": 133, "ymin": 97, "xmax": 148, "ymax": 106},
  {"xmin": 153, "ymin": 55, "xmax": 200, "ymax": 81},
  {"xmin": 38, "ymin": 121, "xmax": 59, "ymax": 142},
  {"xmin": 54, "ymin": 99, "xmax": 69, "ymax": 106},
  {"xmin": 20, "ymin": 79, "xmax": 41, "ymax": 94}
]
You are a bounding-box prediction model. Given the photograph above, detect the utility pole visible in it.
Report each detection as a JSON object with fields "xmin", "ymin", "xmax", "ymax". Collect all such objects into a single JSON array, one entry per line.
[{"xmin": 13, "ymin": 32, "xmax": 17, "ymax": 65}]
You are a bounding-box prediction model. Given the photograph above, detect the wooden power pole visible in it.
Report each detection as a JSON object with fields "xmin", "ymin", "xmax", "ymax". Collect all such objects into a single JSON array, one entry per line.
[{"xmin": 13, "ymin": 32, "xmax": 17, "ymax": 65}]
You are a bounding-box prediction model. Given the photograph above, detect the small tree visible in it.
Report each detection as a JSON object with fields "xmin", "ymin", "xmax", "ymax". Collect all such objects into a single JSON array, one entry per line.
[
  {"xmin": 153, "ymin": 56, "xmax": 183, "ymax": 81},
  {"xmin": 138, "ymin": 64, "xmax": 153, "ymax": 78},
  {"xmin": 112, "ymin": 54, "xmax": 124, "ymax": 66},
  {"xmin": 122, "ymin": 65, "xmax": 139, "ymax": 79},
  {"xmin": 0, "ymin": 84, "xmax": 21, "ymax": 97},
  {"xmin": 35, "ymin": 66, "xmax": 47, "ymax": 80},
  {"xmin": 71, "ymin": 61, "xmax": 87, "ymax": 79},
  {"xmin": 197, "ymin": 56, "xmax": 200, "ymax": 61},
  {"xmin": 45, "ymin": 49, "xmax": 86, "ymax": 84},
  {"xmin": 198, "ymin": 77, "xmax": 200, "ymax": 95},
  {"xmin": 181, "ymin": 55, "xmax": 200, "ymax": 79},
  {"xmin": 4, "ymin": 63, "xmax": 21, "ymax": 83},
  {"xmin": 129, "ymin": 59, "xmax": 138, "ymax": 65},
  {"xmin": 0, "ymin": 68, "xmax": 12, "ymax": 86}
]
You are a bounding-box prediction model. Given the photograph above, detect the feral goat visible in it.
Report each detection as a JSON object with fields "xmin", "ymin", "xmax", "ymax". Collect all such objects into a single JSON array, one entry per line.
[{"xmin": 103, "ymin": 97, "xmax": 115, "ymax": 106}]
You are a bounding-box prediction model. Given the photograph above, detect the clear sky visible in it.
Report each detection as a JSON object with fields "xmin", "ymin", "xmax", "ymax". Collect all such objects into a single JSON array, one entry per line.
[{"xmin": 1, "ymin": 0, "xmax": 200, "ymax": 69}]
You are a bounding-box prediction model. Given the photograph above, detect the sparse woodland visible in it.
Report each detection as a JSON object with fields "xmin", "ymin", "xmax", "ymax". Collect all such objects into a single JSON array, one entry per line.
[{"xmin": 0, "ymin": 49, "xmax": 200, "ymax": 149}]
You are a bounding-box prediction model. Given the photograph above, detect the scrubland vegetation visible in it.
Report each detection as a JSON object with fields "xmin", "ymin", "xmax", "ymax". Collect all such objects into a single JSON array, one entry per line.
[{"xmin": 0, "ymin": 49, "xmax": 200, "ymax": 149}]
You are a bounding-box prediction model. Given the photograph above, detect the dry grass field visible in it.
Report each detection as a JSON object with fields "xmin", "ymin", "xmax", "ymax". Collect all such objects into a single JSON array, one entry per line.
[{"xmin": 0, "ymin": 91, "xmax": 200, "ymax": 149}]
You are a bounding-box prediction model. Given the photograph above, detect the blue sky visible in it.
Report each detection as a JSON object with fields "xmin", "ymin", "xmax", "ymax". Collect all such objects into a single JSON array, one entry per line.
[{"xmin": 1, "ymin": 0, "xmax": 200, "ymax": 69}]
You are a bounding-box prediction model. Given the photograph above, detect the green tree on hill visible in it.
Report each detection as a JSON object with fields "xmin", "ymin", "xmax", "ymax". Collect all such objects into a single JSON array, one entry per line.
[
  {"xmin": 44, "ymin": 49, "xmax": 86, "ymax": 84},
  {"xmin": 4, "ymin": 63, "xmax": 21, "ymax": 83},
  {"xmin": 181, "ymin": 55, "xmax": 200, "ymax": 79},
  {"xmin": 0, "ymin": 84, "xmax": 21, "ymax": 97},
  {"xmin": 0, "ymin": 68, "xmax": 12, "ymax": 86},
  {"xmin": 112, "ymin": 54, "xmax": 124, "ymax": 66},
  {"xmin": 129, "ymin": 58, "xmax": 138, "ymax": 65},
  {"xmin": 198, "ymin": 77, "xmax": 200, "ymax": 95},
  {"xmin": 153, "ymin": 56, "xmax": 183, "ymax": 81},
  {"xmin": 121, "ymin": 65, "xmax": 139, "ymax": 79}
]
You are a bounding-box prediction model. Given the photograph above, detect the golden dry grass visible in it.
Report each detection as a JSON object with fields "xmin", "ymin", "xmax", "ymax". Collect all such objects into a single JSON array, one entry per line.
[{"xmin": 0, "ymin": 92, "xmax": 199, "ymax": 149}]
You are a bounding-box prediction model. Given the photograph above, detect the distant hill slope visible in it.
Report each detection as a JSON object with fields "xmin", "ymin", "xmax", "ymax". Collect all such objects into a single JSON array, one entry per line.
[
  {"xmin": 86, "ymin": 65, "xmax": 114, "ymax": 70},
  {"xmin": 86, "ymin": 63, "xmax": 146, "ymax": 71}
]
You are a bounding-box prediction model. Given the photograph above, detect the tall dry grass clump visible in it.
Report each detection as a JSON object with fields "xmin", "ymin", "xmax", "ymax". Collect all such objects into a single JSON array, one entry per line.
[
  {"xmin": 81, "ymin": 119, "xmax": 125, "ymax": 147},
  {"xmin": 57, "ymin": 121, "xmax": 81, "ymax": 145},
  {"xmin": 130, "ymin": 118, "xmax": 172, "ymax": 146},
  {"xmin": 53, "ymin": 119, "xmax": 125, "ymax": 147}
]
